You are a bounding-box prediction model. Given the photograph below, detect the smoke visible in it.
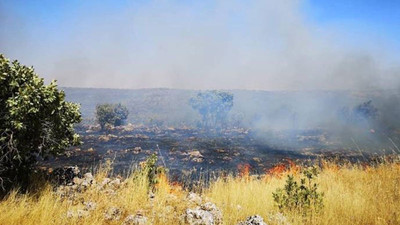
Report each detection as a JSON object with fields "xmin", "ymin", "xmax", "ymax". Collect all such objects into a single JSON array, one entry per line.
[{"xmin": 0, "ymin": 0, "xmax": 399, "ymax": 91}]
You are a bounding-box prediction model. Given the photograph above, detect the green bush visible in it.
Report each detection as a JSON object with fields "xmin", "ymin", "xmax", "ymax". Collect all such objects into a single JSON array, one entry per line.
[
  {"xmin": 141, "ymin": 154, "xmax": 165, "ymax": 191},
  {"xmin": 273, "ymin": 166, "xmax": 324, "ymax": 215},
  {"xmin": 96, "ymin": 103, "xmax": 129, "ymax": 130},
  {"xmin": 0, "ymin": 54, "xmax": 81, "ymax": 194}
]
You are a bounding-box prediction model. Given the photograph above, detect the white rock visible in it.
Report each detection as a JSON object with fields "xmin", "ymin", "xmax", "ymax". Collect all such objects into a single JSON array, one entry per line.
[
  {"xmin": 237, "ymin": 215, "xmax": 267, "ymax": 225},
  {"xmin": 187, "ymin": 192, "xmax": 202, "ymax": 205},
  {"xmin": 185, "ymin": 208, "xmax": 214, "ymax": 225},
  {"xmin": 109, "ymin": 178, "xmax": 121, "ymax": 188},
  {"xmin": 123, "ymin": 214, "xmax": 148, "ymax": 225},
  {"xmin": 104, "ymin": 207, "xmax": 122, "ymax": 221},
  {"xmin": 77, "ymin": 209, "xmax": 89, "ymax": 218},
  {"xmin": 84, "ymin": 201, "xmax": 97, "ymax": 211},
  {"xmin": 184, "ymin": 202, "xmax": 223, "ymax": 225}
]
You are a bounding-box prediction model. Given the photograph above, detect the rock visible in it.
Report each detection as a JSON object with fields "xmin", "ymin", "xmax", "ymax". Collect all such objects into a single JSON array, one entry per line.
[
  {"xmin": 84, "ymin": 172, "xmax": 94, "ymax": 180},
  {"xmin": 192, "ymin": 157, "xmax": 204, "ymax": 163},
  {"xmin": 104, "ymin": 188, "xmax": 117, "ymax": 196},
  {"xmin": 101, "ymin": 178, "xmax": 111, "ymax": 186},
  {"xmin": 104, "ymin": 207, "xmax": 122, "ymax": 221},
  {"xmin": 188, "ymin": 150, "xmax": 203, "ymax": 158},
  {"xmin": 185, "ymin": 208, "xmax": 214, "ymax": 225},
  {"xmin": 77, "ymin": 209, "xmax": 89, "ymax": 218},
  {"xmin": 66, "ymin": 210, "xmax": 75, "ymax": 218},
  {"xmin": 187, "ymin": 192, "xmax": 202, "ymax": 205},
  {"xmin": 109, "ymin": 178, "xmax": 121, "ymax": 188},
  {"xmin": 200, "ymin": 202, "xmax": 223, "ymax": 225},
  {"xmin": 123, "ymin": 213, "xmax": 148, "ymax": 225},
  {"xmin": 133, "ymin": 147, "xmax": 142, "ymax": 154},
  {"xmin": 184, "ymin": 202, "xmax": 222, "ymax": 225},
  {"xmin": 73, "ymin": 177, "xmax": 83, "ymax": 185},
  {"xmin": 66, "ymin": 210, "xmax": 89, "ymax": 219},
  {"xmin": 237, "ymin": 215, "xmax": 267, "ymax": 225},
  {"xmin": 84, "ymin": 201, "xmax": 97, "ymax": 211},
  {"xmin": 188, "ymin": 150, "xmax": 204, "ymax": 163}
]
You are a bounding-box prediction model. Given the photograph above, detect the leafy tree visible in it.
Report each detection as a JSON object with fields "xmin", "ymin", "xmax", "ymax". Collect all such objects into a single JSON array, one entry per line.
[
  {"xmin": 0, "ymin": 54, "xmax": 81, "ymax": 193},
  {"xmin": 189, "ymin": 90, "xmax": 233, "ymax": 129},
  {"xmin": 96, "ymin": 103, "xmax": 129, "ymax": 129}
]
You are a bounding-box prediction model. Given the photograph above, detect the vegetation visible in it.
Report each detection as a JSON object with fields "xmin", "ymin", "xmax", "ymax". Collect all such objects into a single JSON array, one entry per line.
[
  {"xmin": 273, "ymin": 166, "xmax": 324, "ymax": 216},
  {"xmin": 189, "ymin": 90, "xmax": 233, "ymax": 129},
  {"xmin": 0, "ymin": 159, "xmax": 399, "ymax": 224},
  {"xmin": 340, "ymin": 100, "xmax": 379, "ymax": 124},
  {"xmin": 0, "ymin": 54, "xmax": 81, "ymax": 194},
  {"xmin": 96, "ymin": 103, "xmax": 129, "ymax": 130}
]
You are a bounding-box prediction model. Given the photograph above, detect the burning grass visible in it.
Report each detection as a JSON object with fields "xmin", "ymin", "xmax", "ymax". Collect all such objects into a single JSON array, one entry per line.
[{"xmin": 1, "ymin": 159, "xmax": 400, "ymax": 224}]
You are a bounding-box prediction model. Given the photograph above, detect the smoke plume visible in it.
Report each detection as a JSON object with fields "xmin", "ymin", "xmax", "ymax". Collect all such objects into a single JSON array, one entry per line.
[{"xmin": 0, "ymin": 0, "xmax": 399, "ymax": 91}]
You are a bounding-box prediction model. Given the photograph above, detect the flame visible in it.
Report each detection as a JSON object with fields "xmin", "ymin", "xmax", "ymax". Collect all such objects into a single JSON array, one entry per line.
[
  {"xmin": 321, "ymin": 160, "xmax": 339, "ymax": 172},
  {"xmin": 267, "ymin": 163, "xmax": 287, "ymax": 177},
  {"xmin": 155, "ymin": 172, "xmax": 183, "ymax": 195},
  {"xmin": 266, "ymin": 159, "xmax": 299, "ymax": 178},
  {"xmin": 237, "ymin": 163, "xmax": 251, "ymax": 179}
]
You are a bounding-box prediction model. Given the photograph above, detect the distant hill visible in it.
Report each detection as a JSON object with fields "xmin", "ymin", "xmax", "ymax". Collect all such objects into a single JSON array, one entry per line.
[{"xmin": 62, "ymin": 87, "xmax": 400, "ymax": 131}]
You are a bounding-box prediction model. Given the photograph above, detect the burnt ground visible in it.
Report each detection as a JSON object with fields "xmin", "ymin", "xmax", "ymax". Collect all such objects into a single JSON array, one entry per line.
[{"xmin": 38, "ymin": 124, "xmax": 371, "ymax": 181}]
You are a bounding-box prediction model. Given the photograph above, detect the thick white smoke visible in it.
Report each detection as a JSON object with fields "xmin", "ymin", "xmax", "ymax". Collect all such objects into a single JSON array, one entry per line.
[{"xmin": 0, "ymin": 0, "xmax": 399, "ymax": 91}]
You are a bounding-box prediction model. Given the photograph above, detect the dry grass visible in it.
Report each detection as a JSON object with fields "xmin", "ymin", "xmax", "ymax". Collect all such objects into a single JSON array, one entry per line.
[{"xmin": 0, "ymin": 160, "xmax": 400, "ymax": 225}]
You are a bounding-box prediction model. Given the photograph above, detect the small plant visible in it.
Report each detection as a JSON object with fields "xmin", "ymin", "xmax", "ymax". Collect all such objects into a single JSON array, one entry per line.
[
  {"xmin": 272, "ymin": 166, "xmax": 324, "ymax": 215},
  {"xmin": 141, "ymin": 154, "xmax": 165, "ymax": 191}
]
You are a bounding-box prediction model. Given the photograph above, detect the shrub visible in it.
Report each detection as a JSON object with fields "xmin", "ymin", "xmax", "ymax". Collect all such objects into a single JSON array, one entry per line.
[
  {"xmin": 141, "ymin": 154, "xmax": 165, "ymax": 191},
  {"xmin": 272, "ymin": 166, "xmax": 324, "ymax": 215},
  {"xmin": 96, "ymin": 103, "xmax": 129, "ymax": 130},
  {"xmin": 0, "ymin": 54, "xmax": 81, "ymax": 194}
]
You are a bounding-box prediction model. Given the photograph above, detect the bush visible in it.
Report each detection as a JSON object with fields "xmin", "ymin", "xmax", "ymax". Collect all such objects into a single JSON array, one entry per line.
[
  {"xmin": 273, "ymin": 166, "xmax": 324, "ymax": 216},
  {"xmin": 339, "ymin": 100, "xmax": 378, "ymax": 124},
  {"xmin": 141, "ymin": 154, "xmax": 165, "ymax": 191},
  {"xmin": 96, "ymin": 103, "xmax": 129, "ymax": 130},
  {"xmin": 0, "ymin": 54, "xmax": 81, "ymax": 194}
]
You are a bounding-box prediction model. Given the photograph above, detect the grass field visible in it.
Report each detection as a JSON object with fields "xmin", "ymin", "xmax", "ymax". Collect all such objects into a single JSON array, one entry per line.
[{"xmin": 0, "ymin": 158, "xmax": 399, "ymax": 225}]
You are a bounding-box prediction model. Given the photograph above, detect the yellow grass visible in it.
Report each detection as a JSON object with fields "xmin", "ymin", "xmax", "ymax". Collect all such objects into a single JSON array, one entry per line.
[{"xmin": 0, "ymin": 161, "xmax": 400, "ymax": 225}]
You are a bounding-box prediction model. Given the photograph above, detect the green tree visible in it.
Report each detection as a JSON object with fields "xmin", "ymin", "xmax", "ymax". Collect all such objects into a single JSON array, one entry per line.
[
  {"xmin": 189, "ymin": 90, "xmax": 233, "ymax": 129},
  {"xmin": 0, "ymin": 54, "xmax": 81, "ymax": 193},
  {"xmin": 96, "ymin": 103, "xmax": 129, "ymax": 130}
]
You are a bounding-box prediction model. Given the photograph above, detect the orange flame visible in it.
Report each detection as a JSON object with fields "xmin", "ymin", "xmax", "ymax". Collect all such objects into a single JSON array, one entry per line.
[
  {"xmin": 266, "ymin": 159, "xmax": 299, "ymax": 178},
  {"xmin": 155, "ymin": 172, "xmax": 183, "ymax": 196},
  {"xmin": 238, "ymin": 163, "xmax": 251, "ymax": 179}
]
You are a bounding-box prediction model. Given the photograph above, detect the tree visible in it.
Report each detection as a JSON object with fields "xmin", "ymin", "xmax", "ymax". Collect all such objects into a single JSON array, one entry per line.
[
  {"xmin": 96, "ymin": 103, "xmax": 129, "ymax": 129},
  {"xmin": 0, "ymin": 54, "xmax": 81, "ymax": 193},
  {"xmin": 339, "ymin": 100, "xmax": 378, "ymax": 123},
  {"xmin": 353, "ymin": 100, "xmax": 378, "ymax": 121},
  {"xmin": 189, "ymin": 90, "xmax": 233, "ymax": 129}
]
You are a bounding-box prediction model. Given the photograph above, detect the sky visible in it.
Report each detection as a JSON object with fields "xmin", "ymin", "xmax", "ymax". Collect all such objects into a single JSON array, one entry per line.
[{"xmin": 0, "ymin": 0, "xmax": 399, "ymax": 91}]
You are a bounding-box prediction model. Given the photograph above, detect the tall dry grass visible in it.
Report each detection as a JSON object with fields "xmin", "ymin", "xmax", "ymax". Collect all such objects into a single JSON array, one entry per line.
[{"xmin": 0, "ymin": 160, "xmax": 399, "ymax": 225}]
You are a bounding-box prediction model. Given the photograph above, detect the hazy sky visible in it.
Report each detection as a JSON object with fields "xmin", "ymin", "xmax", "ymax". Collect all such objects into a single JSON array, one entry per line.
[{"xmin": 1, "ymin": 0, "xmax": 399, "ymax": 90}]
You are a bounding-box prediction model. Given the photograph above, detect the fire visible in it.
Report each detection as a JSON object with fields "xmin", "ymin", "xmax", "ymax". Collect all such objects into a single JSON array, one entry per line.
[
  {"xmin": 155, "ymin": 172, "xmax": 183, "ymax": 195},
  {"xmin": 266, "ymin": 158, "xmax": 299, "ymax": 178},
  {"xmin": 237, "ymin": 163, "xmax": 251, "ymax": 179},
  {"xmin": 267, "ymin": 163, "xmax": 287, "ymax": 177}
]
